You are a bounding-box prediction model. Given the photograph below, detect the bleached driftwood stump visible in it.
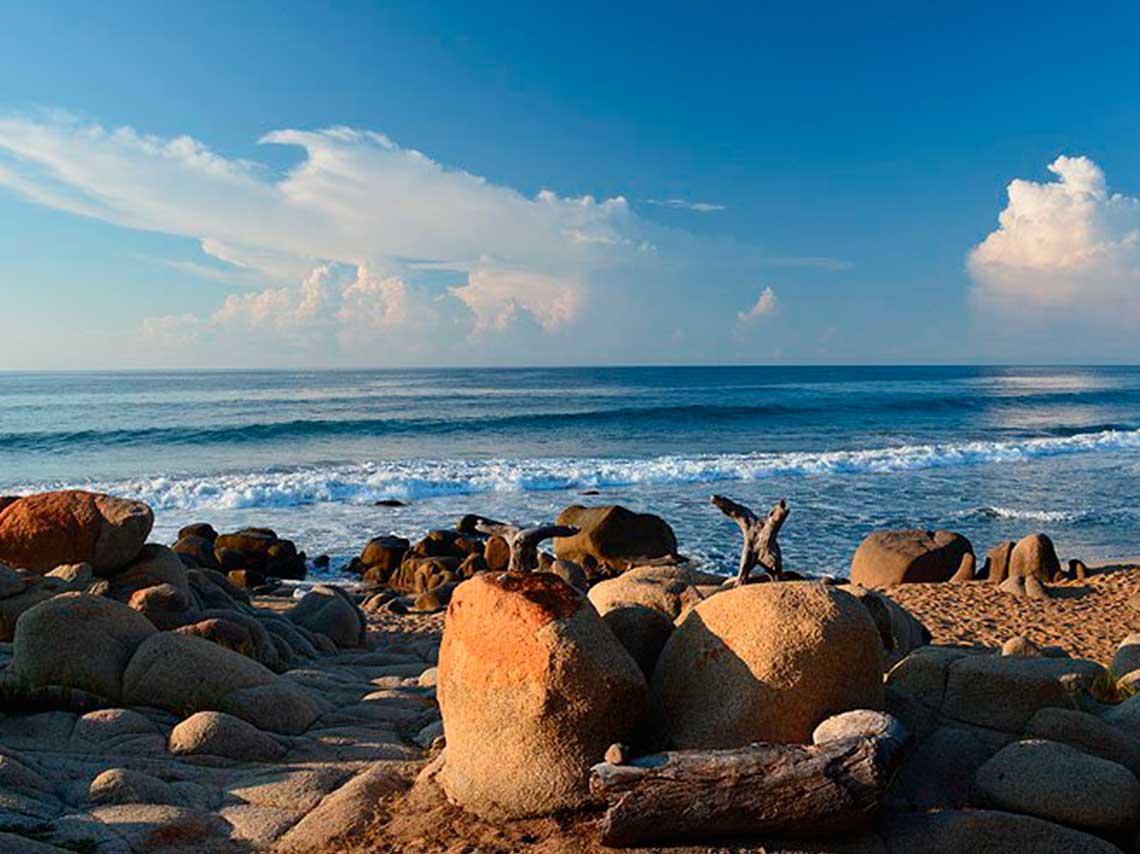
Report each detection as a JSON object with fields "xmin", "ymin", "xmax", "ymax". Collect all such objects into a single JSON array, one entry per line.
[
  {"xmin": 472, "ymin": 518, "xmax": 578, "ymax": 573},
  {"xmin": 710, "ymin": 494, "xmax": 788, "ymax": 584}
]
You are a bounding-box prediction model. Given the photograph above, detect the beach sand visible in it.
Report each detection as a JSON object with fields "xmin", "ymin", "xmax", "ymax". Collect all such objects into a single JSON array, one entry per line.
[{"xmin": 887, "ymin": 560, "xmax": 1140, "ymax": 665}]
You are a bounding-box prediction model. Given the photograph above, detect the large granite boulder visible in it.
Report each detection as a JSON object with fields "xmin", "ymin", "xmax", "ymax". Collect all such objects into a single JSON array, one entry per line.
[
  {"xmin": 10, "ymin": 592, "xmax": 157, "ymax": 702},
  {"xmin": 109, "ymin": 544, "xmax": 190, "ymax": 598},
  {"xmin": 985, "ymin": 540, "xmax": 1015, "ymax": 584},
  {"xmin": 587, "ymin": 564, "xmax": 723, "ymax": 621},
  {"xmin": 287, "ymin": 585, "xmax": 365, "ymax": 649},
  {"xmin": 0, "ymin": 491, "xmax": 153, "ymax": 574},
  {"xmin": 1009, "ymin": 533, "xmax": 1062, "ymax": 581},
  {"xmin": 886, "ymin": 647, "xmax": 1104, "ymax": 734},
  {"xmin": 850, "ymin": 529, "xmax": 973, "ymax": 587},
  {"xmin": 974, "ymin": 739, "xmax": 1140, "ymax": 835},
  {"xmin": 1025, "ymin": 707, "xmax": 1140, "ymax": 779},
  {"xmin": 122, "ymin": 632, "xmax": 320, "ymax": 734},
  {"xmin": 651, "ymin": 582, "xmax": 884, "ymax": 747},
  {"xmin": 356, "ymin": 535, "xmax": 409, "ymax": 583},
  {"xmin": 437, "ymin": 572, "xmax": 647, "ymax": 818},
  {"xmin": 553, "ymin": 505, "xmax": 678, "ymax": 571}
]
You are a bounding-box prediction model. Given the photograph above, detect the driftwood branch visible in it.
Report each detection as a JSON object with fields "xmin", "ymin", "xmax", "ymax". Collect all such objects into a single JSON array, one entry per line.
[
  {"xmin": 474, "ymin": 520, "xmax": 579, "ymax": 573},
  {"xmin": 589, "ymin": 727, "xmax": 906, "ymax": 847},
  {"xmin": 711, "ymin": 495, "xmax": 788, "ymax": 584}
]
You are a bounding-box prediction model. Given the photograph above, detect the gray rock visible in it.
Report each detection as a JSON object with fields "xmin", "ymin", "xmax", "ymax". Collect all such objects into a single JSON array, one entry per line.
[
  {"xmin": 975, "ymin": 738, "xmax": 1140, "ymax": 835},
  {"xmin": 88, "ymin": 767, "xmax": 180, "ymax": 806},
  {"xmin": 1026, "ymin": 707, "xmax": 1140, "ymax": 778},
  {"xmin": 883, "ymin": 809, "xmax": 1125, "ymax": 854},
  {"xmin": 168, "ymin": 711, "xmax": 285, "ymax": 762}
]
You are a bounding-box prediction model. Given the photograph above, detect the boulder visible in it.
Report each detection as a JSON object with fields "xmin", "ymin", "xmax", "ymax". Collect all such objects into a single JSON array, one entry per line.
[
  {"xmin": 412, "ymin": 529, "xmax": 482, "ymax": 559},
  {"xmin": 1112, "ymin": 633, "xmax": 1140, "ymax": 678},
  {"xmin": 1024, "ymin": 575, "xmax": 1051, "ymax": 600},
  {"xmin": 226, "ymin": 569, "xmax": 266, "ymax": 590},
  {"xmin": 1104, "ymin": 693, "xmax": 1140, "ymax": 741},
  {"xmin": 885, "ymin": 724, "xmax": 996, "ymax": 811},
  {"xmin": 483, "ymin": 535, "xmax": 511, "ymax": 571},
  {"xmin": 127, "ymin": 583, "xmax": 193, "ymax": 630},
  {"xmin": 437, "ymin": 572, "xmax": 647, "ymax": 818},
  {"xmin": 0, "ymin": 490, "xmax": 153, "ymax": 574},
  {"xmin": 389, "ymin": 555, "xmax": 459, "ymax": 593},
  {"xmin": 849, "ymin": 529, "xmax": 973, "ymax": 587},
  {"xmin": 553, "ymin": 505, "xmax": 678, "ymax": 570},
  {"xmin": 172, "ymin": 534, "xmax": 218, "ymax": 569},
  {"xmin": 0, "ymin": 563, "xmax": 27, "ymax": 598},
  {"xmin": 357, "ymin": 535, "xmax": 409, "ymax": 581},
  {"xmin": 122, "ymin": 632, "xmax": 320, "ymax": 733},
  {"xmin": 888, "ymin": 648, "xmax": 1105, "ymax": 734},
  {"xmin": 10, "ymin": 592, "xmax": 157, "ymax": 702},
  {"xmin": 651, "ymin": 582, "xmax": 884, "ymax": 747},
  {"xmin": 1000, "ymin": 574, "xmax": 1027, "ymax": 596},
  {"xmin": 1009, "ymin": 533, "xmax": 1062, "ymax": 581},
  {"xmin": 88, "ymin": 768, "xmax": 179, "ymax": 806},
  {"xmin": 108, "ymin": 544, "xmax": 190, "ymax": 599},
  {"xmin": 986, "ymin": 540, "xmax": 1014, "ymax": 584},
  {"xmin": 950, "ymin": 552, "xmax": 976, "ymax": 582},
  {"xmin": 837, "ymin": 584, "xmax": 931, "ymax": 667},
  {"xmin": 587, "ymin": 564, "xmax": 723, "ymax": 621},
  {"xmin": 543, "ymin": 559, "xmax": 588, "ymax": 593},
  {"xmin": 168, "ymin": 711, "xmax": 284, "ymax": 761},
  {"xmin": 288, "ymin": 585, "xmax": 365, "ymax": 649},
  {"xmin": 175, "ymin": 617, "xmax": 257, "ymax": 657},
  {"xmin": 1025, "ymin": 707, "xmax": 1140, "ymax": 778},
  {"xmin": 975, "ymin": 738, "xmax": 1140, "ymax": 835},
  {"xmin": 178, "ymin": 523, "xmax": 217, "ymax": 542},
  {"xmin": 883, "ymin": 809, "xmax": 1125, "ymax": 854},
  {"xmin": 214, "ymin": 529, "xmax": 305, "ymax": 580}
]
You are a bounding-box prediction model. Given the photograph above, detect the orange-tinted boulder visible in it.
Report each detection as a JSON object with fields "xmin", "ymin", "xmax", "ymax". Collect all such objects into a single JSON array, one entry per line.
[
  {"xmin": 0, "ymin": 490, "xmax": 153, "ymax": 574},
  {"xmin": 438, "ymin": 573, "xmax": 647, "ymax": 818}
]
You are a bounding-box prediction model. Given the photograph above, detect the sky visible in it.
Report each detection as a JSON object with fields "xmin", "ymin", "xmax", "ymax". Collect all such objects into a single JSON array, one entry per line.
[{"xmin": 3, "ymin": 1, "xmax": 1140, "ymax": 368}]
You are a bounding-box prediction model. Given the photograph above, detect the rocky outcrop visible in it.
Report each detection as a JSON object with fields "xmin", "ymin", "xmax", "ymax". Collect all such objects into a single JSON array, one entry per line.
[
  {"xmin": 288, "ymin": 585, "xmax": 365, "ymax": 649},
  {"xmin": 849, "ymin": 529, "xmax": 973, "ymax": 587},
  {"xmin": 213, "ymin": 528, "xmax": 306, "ymax": 580},
  {"xmin": 0, "ymin": 490, "xmax": 153, "ymax": 574},
  {"xmin": 651, "ymin": 583, "xmax": 884, "ymax": 747},
  {"xmin": 168, "ymin": 710, "xmax": 285, "ymax": 761},
  {"xmin": 9, "ymin": 592, "xmax": 157, "ymax": 702},
  {"xmin": 122, "ymin": 632, "xmax": 321, "ymax": 733},
  {"xmin": 553, "ymin": 505, "xmax": 678, "ymax": 571},
  {"xmin": 587, "ymin": 564, "xmax": 722, "ymax": 621},
  {"xmin": 974, "ymin": 739, "xmax": 1140, "ymax": 835},
  {"xmin": 1009, "ymin": 533, "xmax": 1062, "ymax": 581},
  {"xmin": 986, "ymin": 540, "xmax": 1015, "ymax": 583},
  {"xmin": 355, "ymin": 535, "xmax": 409, "ymax": 583},
  {"xmin": 437, "ymin": 572, "xmax": 647, "ymax": 818}
]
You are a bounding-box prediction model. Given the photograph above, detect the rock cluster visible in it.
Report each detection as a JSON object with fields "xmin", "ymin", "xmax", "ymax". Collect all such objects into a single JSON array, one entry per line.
[{"xmin": 174, "ymin": 523, "xmax": 308, "ymax": 586}]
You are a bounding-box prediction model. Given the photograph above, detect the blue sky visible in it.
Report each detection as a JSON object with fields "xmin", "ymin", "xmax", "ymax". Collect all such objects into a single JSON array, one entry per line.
[{"xmin": 3, "ymin": 1, "xmax": 1140, "ymax": 367}]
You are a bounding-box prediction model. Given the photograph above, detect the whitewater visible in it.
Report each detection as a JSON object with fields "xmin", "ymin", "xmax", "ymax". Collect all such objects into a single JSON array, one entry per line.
[{"xmin": 4, "ymin": 365, "xmax": 1140, "ymax": 576}]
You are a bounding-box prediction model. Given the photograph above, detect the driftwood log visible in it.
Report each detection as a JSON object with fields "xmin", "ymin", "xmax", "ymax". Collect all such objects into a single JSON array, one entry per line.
[
  {"xmin": 471, "ymin": 519, "xmax": 578, "ymax": 573},
  {"xmin": 589, "ymin": 716, "xmax": 907, "ymax": 847},
  {"xmin": 710, "ymin": 494, "xmax": 789, "ymax": 584}
]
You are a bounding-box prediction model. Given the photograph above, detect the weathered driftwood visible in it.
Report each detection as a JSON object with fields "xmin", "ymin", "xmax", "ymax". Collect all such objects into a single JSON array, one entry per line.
[
  {"xmin": 589, "ymin": 731, "xmax": 906, "ymax": 847},
  {"xmin": 472, "ymin": 519, "xmax": 579, "ymax": 573},
  {"xmin": 710, "ymin": 494, "xmax": 789, "ymax": 584}
]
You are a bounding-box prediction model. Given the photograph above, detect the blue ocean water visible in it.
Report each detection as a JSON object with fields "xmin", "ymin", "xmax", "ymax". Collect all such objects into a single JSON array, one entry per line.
[{"xmin": 2, "ymin": 365, "xmax": 1140, "ymax": 577}]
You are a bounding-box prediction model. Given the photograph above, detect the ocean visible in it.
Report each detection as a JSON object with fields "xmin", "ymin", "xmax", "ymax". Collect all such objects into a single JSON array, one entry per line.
[{"xmin": 2, "ymin": 365, "xmax": 1140, "ymax": 579}]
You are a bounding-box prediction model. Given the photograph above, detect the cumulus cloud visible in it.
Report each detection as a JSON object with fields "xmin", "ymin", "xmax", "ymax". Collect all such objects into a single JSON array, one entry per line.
[
  {"xmin": 737, "ymin": 287, "xmax": 777, "ymax": 325},
  {"xmin": 647, "ymin": 197, "xmax": 726, "ymax": 212},
  {"xmin": 0, "ymin": 112, "xmax": 850, "ymax": 364},
  {"xmin": 969, "ymin": 155, "xmax": 1140, "ymax": 316}
]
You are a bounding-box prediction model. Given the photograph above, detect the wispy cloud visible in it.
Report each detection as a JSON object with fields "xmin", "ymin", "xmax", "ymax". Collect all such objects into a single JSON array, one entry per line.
[
  {"xmin": 647, "ymin": 197, "xmax": 726, "ymax": 212},
  {"xmin": 0, "ymin": 112, "xmax": 845, "ymax": 364},
  {"xmin": 737, "ymin": 287, "xmax": 777, "ymax": 325}
]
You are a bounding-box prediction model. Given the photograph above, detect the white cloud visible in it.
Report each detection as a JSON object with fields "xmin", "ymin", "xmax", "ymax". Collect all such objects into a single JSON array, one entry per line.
[
  {"xmin": 450, "ymin": 267, "xmax": 583, "ymax": 332},
  {"xmin": 0, "ymin": 112, "xmax": 849, "ymax": 365},
  {"xmin": 647, "ymin": 197, "xmax": 726, "ymax": 212},
  {"xmin": 737, "ymin": 287, "xmax": 777, "ymax": 325},
  {"xmin": 968, "ymin": 155, "xmax": 1140, "ymax": 315}
]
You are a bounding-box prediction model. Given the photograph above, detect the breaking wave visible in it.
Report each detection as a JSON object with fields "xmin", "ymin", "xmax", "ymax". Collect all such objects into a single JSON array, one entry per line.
[{"xmin": 18, "ymin": 427, "xmax": 1140, "ymax": 513}]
